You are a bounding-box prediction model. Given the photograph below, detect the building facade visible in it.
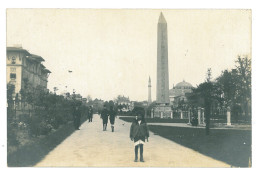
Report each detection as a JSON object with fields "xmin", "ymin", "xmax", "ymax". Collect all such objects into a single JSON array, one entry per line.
[
  {"xmin": 115, "ymin": 95, "xmax": 134, "ymax": 112},
  {"xmin": 6, "ymin": 46, "xmax": 51, "ymax": 98},
  {"xmin": 169, "ymin": 80, "xmax": 193, "ymax": 108}
]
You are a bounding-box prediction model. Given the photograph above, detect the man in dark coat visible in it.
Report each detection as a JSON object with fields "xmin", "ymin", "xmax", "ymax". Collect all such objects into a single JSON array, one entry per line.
[
  {"xmin": 88, "ymin": 106, "xmax": 93, "ymax": 122},
  {"xmin": 101, "ymin": 105, "xmax": 109, "ymax": 131},
  {"xmin": 130, "ymin": 114, "xmax": 149, "ymax": 162},
  {"xmin": 109, "ymin": 106, "xmax": 116, "ymax": 132},
  {"xmin": 73, "ymin": 105, "xmax": 81, "ymax": 130}
]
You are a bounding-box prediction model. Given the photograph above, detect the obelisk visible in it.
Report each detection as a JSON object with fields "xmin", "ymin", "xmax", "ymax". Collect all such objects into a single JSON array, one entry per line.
[
  {"xmin": 156, "ymin": 12, "xmax": 170, "ymax": 105},
  {"xmin": 154, "ymin": 12, "xmax": 172, "ymax": 118},
  {"xmin": 148, "ymin": 76, "xmax": 152, "ymax": 104}
]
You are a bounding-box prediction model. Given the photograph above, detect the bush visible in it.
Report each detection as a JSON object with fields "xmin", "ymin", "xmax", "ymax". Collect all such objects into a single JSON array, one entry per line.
[
  {"xmin": 132, "ymin": 106, "xmax": 145, "ymax": 117},
  {"xmin": 7, "ymin": 109, "xmax": 20, "ymax": 147},
  {"xmin": 27, "ymin": 115, "xmax": 53, "ymax": 136},
  {"xmin": 39, "ymin": 121, "xmax": 53, "ymax": 135},
  {"xmin": 191, "ymin": 117, "xmax": 198, "ymax": 126},
  {"xmin": 7, "ymin": 121, "xmax": 20, "ymax": 146}
]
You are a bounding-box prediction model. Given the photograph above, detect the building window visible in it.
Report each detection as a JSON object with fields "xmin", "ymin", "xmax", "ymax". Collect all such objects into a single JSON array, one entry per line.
[
  {"xmin": 12, "ymin": 56, "xmax": 16, "ymax": 64},
  {"xmin": 10, "ymin": 73, "xmax": 16, "ymax": 79}
]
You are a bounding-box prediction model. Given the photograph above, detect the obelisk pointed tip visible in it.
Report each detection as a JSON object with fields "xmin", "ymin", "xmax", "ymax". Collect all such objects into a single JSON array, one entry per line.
[{"xmin": 159, "ymin": 12, "xmax": 167, "ymax": 23}]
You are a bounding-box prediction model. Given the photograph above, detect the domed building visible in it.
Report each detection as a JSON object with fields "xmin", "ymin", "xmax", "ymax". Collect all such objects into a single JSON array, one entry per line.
[{"xmin": 169, "ymin": 80, "xmax": 193, "ymax": 108}]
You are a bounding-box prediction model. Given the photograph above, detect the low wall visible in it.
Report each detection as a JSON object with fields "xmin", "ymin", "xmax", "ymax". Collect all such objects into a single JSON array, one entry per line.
[{"xmin": 119, "ymin": 117, "xmax": 189, "ymax": 123}]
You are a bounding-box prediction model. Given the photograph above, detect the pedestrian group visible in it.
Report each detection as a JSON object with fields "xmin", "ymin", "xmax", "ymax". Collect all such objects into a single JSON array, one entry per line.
[{"xmin": 72, "ymin": 103, "xmax": 150, "ymax": 163}]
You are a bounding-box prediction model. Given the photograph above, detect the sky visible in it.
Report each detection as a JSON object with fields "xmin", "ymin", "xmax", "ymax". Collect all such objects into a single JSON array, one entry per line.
[{"xmin": 6, "ymin": 9, "xmax": 251, "ymax": 101}]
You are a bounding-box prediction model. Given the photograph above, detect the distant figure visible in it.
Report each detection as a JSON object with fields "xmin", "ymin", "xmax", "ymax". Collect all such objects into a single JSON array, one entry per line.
[
  {"xmin": 130, "ymin": 114, "xmax": 149, "ymax": 162},
  {"xmin": 88, "ymin": 106, "xmax": 93, "ymax": 122},
  {"xmin": 73, "ymin": 105, "xmax": 81, "ymax": 130},
  {"xmin": 109, "ymin": 106, "xmax": 116, "ymax": 132},
  {"xmin": 101, "ymin": 105, "xmax": 109, "ymax": 131}
]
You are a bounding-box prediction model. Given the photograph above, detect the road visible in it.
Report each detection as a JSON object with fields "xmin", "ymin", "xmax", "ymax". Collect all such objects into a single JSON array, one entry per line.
[{"xmin": 35, "ymin": 114, "xmax": 231, "ymax": 167}]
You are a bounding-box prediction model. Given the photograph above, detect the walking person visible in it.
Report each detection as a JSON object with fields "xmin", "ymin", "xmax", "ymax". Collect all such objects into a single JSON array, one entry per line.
[
  {"xmin": 109, "ymin": 106, "xmax": 116, "ymax": 132},
  {"xmin": 73, "ymin": 105, "xmax": 81, "ymax": 130},
  {"xmin": 88, "ymin": 106, "xmax": 93, "ymax": 122},
  {"xmin": 130, "ymin": 114, "xmax": 149, "ymax": 162},
  {"xmin": 101, "ymin": 105, "xmax": 109, "ymax": 131}
]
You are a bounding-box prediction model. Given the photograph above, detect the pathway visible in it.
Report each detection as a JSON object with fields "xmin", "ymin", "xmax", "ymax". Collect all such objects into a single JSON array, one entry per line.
[{"xmin": 35, "ymin": 114, "xmax": 231, "ymax": 167}]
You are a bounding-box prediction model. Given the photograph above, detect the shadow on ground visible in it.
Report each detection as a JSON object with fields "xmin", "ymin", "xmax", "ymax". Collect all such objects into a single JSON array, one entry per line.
[
  {"xmin": 148, "ymin": 125, "xmax": 251, "ymax": 167},
  {"xmin": 8, "ymin": 118, "xmax": 87, "ymax": 167}
]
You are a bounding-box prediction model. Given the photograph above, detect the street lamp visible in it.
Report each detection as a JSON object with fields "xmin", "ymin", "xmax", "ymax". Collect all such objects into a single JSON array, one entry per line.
[{"xmin": 13, "ymin": 96, "xmax": 16, "ymax": 121}]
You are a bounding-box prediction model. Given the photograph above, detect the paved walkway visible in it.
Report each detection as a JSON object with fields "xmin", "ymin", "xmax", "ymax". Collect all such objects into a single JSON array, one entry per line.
[{"xmin": 35, "ymin": 114, "xmax": 231, "ymax": 167}]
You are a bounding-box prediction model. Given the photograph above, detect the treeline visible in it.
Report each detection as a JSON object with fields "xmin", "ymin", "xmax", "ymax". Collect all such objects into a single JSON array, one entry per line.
[
  {"xmin": 7, "ymin": 81, "xmax": 89, "ymax": 149},
  {"xmin": 186, "ymin": 55, "xmax": 251, "ymax": 121}
]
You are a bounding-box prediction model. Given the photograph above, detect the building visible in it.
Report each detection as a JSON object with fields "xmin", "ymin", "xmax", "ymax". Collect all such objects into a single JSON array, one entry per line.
[
  {"xmin": 74, "ymin": 94, "xmax": 83, "ymax": 101},
  {"xmin": 154, "ymin": 12, "xmax": 172, "ymax": 118},
  {"xmin": 6, "ymin": 46, "xmax": 51, "ymax": 98},
  {"xmin": 169, "ymin": 80, "xmax": 193, "ymax": 108},
  {"xmin": 115, "ymin": 95, "xmax": 133, "ymax": 112},
  {"xmin": 115, "ymin": 95, "xmax": 130, "ymax": 105},
  {"xmin": 92, "ymin": 98, "xmax": 104, "ymax": 113}
]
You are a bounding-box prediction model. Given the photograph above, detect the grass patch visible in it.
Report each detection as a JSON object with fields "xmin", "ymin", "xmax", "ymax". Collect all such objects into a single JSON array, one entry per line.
[{"xmin": 148, "ymin": 125, "xmax": 251, "ymax": 167}]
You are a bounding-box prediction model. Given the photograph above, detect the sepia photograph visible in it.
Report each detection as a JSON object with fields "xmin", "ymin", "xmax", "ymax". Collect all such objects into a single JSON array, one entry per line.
[{"xmin": 4, "ymin": 7, "xmax": 253, "ymax": 168}]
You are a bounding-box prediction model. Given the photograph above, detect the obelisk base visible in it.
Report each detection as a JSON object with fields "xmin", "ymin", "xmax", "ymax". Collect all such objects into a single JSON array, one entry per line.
[{"xmin": 154, "ymin": 104, "xmax": 172, "ymax": 118}]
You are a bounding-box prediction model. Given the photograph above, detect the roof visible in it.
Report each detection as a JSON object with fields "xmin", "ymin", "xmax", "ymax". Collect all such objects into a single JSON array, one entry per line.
[
  {"xmin": 31, "ymin": 54, "xmax": 45, "ymax": 62},
  {"xmin": 117, "ymin": 97, "xmax": 130, "ymax": 102},
  {"xmin": 169, "ymin": 80, "xmax": 193, "ymax": 97},
  {"xmin": 175, "ymin": 80, "xmax": 193, "ymax": 88},
  {"xmin": 169, "ymin": 88, "xmax": 185, "ymax": 97},
  {"xmin": 43, "ymin": 68, "xmax": 51, "ymax": 73},
  {"xmin": 40, "ymin": 64, "xmax": 46, "ymax": 68},
  {"xmin": 7, "ymin": 47, "xmax": 31, "ymax": 56}
]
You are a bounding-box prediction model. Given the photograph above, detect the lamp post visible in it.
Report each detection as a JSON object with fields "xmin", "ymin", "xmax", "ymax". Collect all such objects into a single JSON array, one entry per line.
[{"xmin": 13, "ymin": 96, "xmax": 16, "ymax": 122}]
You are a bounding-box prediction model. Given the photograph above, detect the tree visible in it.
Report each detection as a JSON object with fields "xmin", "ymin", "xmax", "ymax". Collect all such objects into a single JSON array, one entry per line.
[
  {"xmin": 7, "ymin": 83, "xmax": 15, "ymax": 108},
  {"xmin": 235, "ymin": 55, "xmax": 251, "ymax": 117},
  {"xmin": 147, "ymin": 101, "xmax": 156, "ymax": 117},
  {"xmin": 206, "ymin": 68, "xmax": 212, "ymax": 82},
  {"xmin": 215, "ymin": 55, "xmax": 251, "ymax": 119},
  {"xmin": 191, "ymin": 68, "xmax": 215, "ymax": 135},
  {"xmin": 117, "ymin": 104, "xmax": 123, "ymax": 112},
  {"xmin": 87, "ymin": 95, "xmax": 92, "ymax": 102},
  {"xmin": 20, "ymin": 78, "xmax": 34, "ymax": 108},
  {"xmin": 132, "ymin": 106, "xmax": 145, "ymax": 117}
]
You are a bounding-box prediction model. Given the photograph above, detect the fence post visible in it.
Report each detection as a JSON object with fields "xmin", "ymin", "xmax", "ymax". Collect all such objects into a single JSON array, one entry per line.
[
  {"xmin": 198, "ymin": 107, "xmax": 201, "ymax": 125},
  {"xmin": 202, "ymin": 108, "xmax": 205, "ymax": 124},
  {"xmin": 227, "ymin": 106, "xmax": 231, "ymax": 126},
  {"xmin": 188, "ymin": 108, "xmax": 191, "ymax": 125}
]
